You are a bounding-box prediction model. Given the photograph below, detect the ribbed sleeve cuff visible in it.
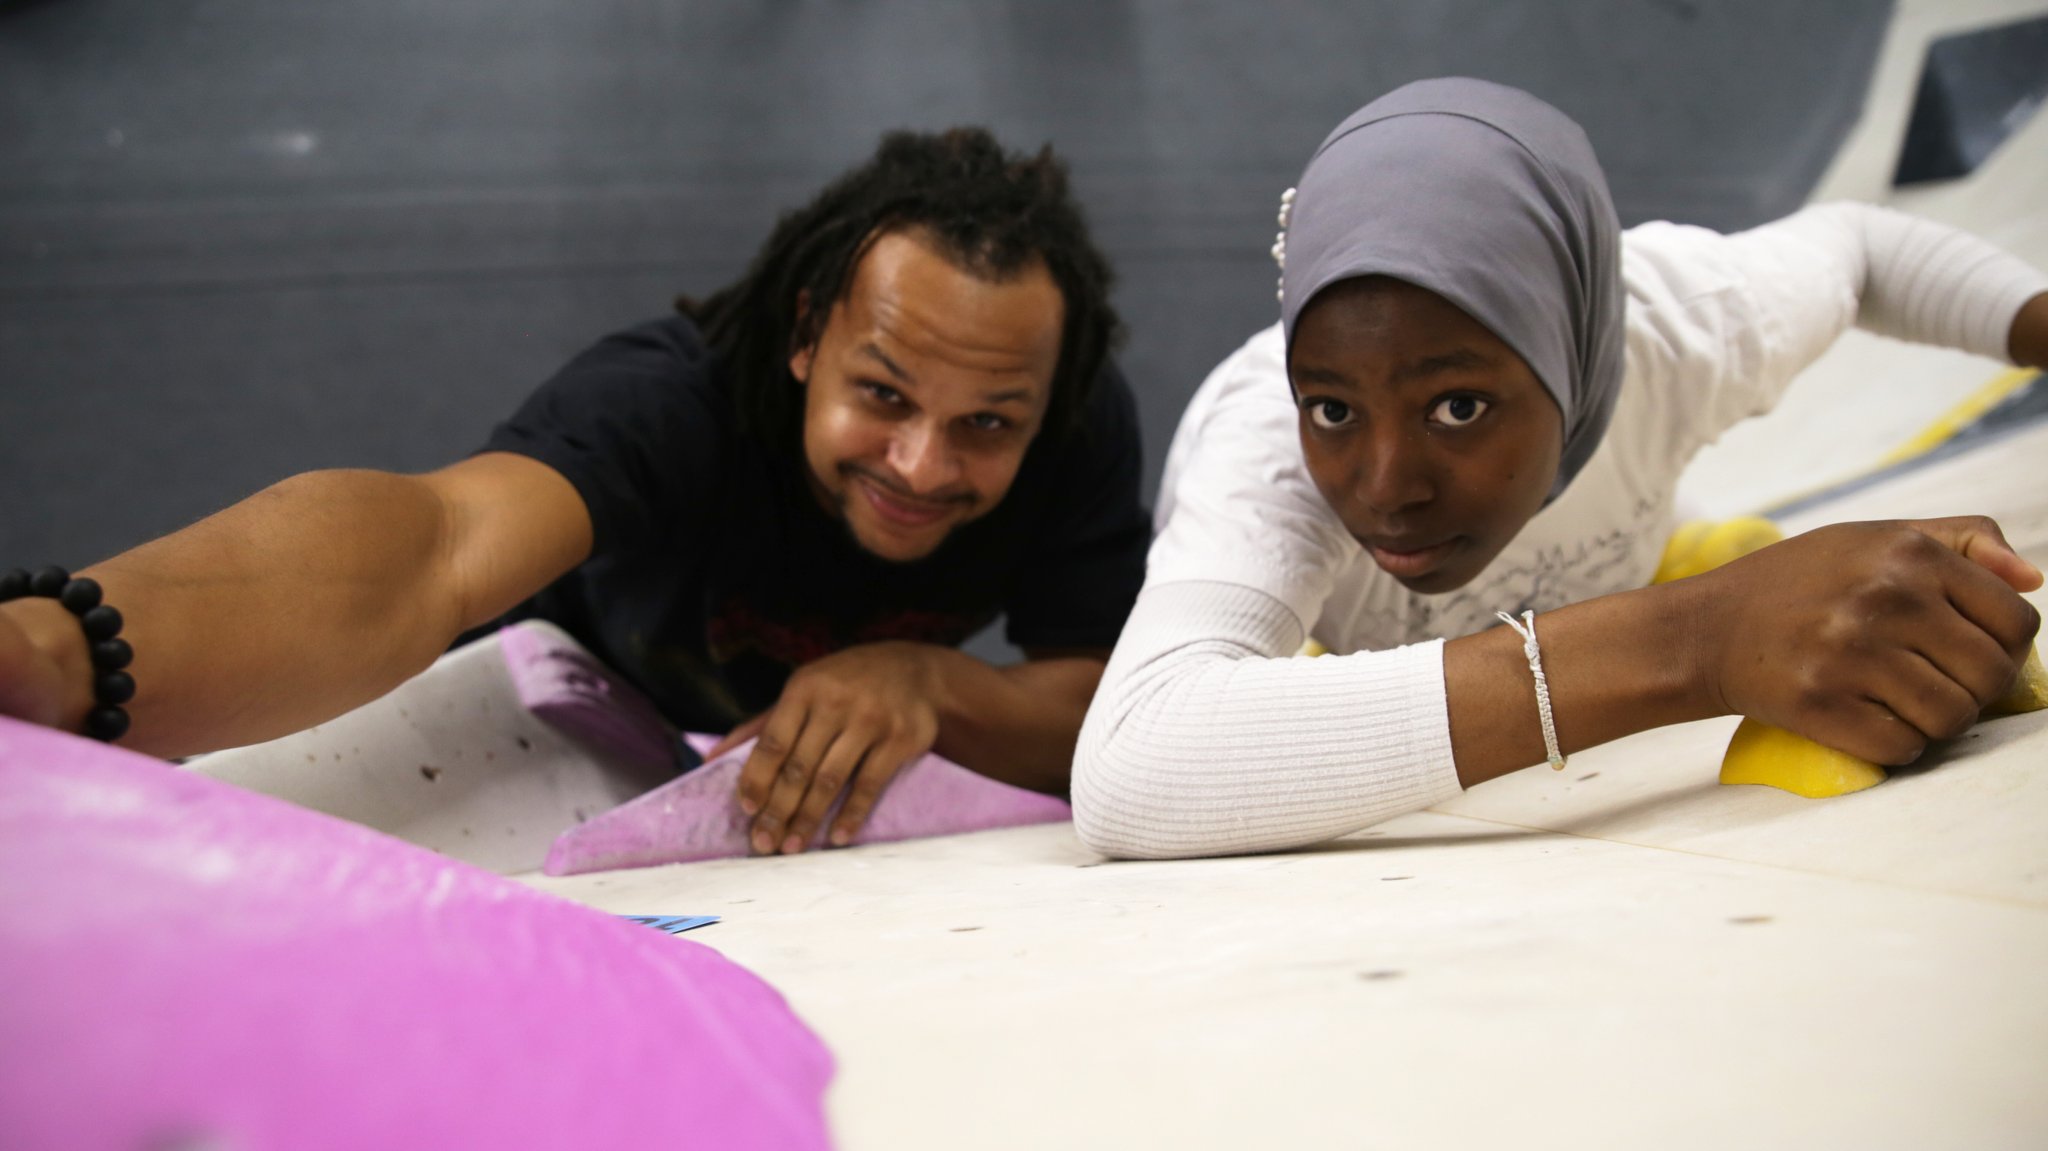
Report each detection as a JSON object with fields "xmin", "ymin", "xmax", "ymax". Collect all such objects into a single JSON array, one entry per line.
[{"xmin": 1074, "ymin": 581, "xmax": 1461, "ymax": 859}]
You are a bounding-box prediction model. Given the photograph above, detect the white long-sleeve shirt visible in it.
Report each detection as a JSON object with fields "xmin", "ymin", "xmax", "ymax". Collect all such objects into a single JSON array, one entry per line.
[{"xmin": 1074, "ymin": 203, "xmax": 2048, "ymax": 860}]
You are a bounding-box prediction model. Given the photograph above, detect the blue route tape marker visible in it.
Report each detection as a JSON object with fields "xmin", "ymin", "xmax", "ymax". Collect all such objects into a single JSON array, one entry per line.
[{"xmin": 620, "ymin": 914, "xmax": 721, "ymax": 935}]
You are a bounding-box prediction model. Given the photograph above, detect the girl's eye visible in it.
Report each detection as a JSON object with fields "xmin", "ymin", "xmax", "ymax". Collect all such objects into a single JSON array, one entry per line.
[
  {"xmin": 966, "ymin": 413, "xmax": 1010, "ymax": 433},
  {"xmin": 1429, "ymin": 395, "xmax": 1489, "ymax": 427},
  {"xmin": 1306, "ymin": 399, "xmax": 1354, "ymax": 430},
  {"xmin": 862, "ymin": 381, "xmax": 906, "ymax": 406}
]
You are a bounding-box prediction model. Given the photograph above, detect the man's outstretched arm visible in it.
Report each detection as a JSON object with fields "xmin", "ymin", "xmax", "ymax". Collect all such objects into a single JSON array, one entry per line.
[{"xmin": 0, "ymin": 452, "xmax": 592, "ymax": 758}]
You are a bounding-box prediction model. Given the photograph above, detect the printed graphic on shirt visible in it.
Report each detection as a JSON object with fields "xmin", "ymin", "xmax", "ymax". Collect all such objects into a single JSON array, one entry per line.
[
  {"xmin": 706, "ymin": 597, "xmax": 997, "ymax": 668},
  {"xmin": 1326, "ymin": 496, "xmax": 1666, "ymax": 650}
]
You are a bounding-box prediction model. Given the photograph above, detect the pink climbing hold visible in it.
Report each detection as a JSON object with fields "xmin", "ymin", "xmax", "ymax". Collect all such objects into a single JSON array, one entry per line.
[
  {"xmin": 0, "ymin": 716, "xmax": 835, "ymax": 1151},
  {"xmin": 500, "ymin": 620, "xmax": 677, "ymax": 770},
  {"xmin": 544, "ymin": 738, "xmax": 1074, "ymax": 875},
  {"xmin": 496, "ymin": 620, "xmax": 1074, "ymax": 876}
]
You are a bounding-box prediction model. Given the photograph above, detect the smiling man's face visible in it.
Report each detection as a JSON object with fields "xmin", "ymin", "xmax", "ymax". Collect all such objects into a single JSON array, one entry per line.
[
  {"xmin": 789, "ymin": 228, "xmax": 1065, "ymax": 563},
  {"xmin": 1288, "ymin": 275, "xmax": 1564, "ymax": 594}
]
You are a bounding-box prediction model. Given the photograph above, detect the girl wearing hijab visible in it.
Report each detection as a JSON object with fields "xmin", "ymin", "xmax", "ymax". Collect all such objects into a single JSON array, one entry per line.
[{"xmin": 1073, "ymin": 78, "xmax": 2048, "ymax": 859}]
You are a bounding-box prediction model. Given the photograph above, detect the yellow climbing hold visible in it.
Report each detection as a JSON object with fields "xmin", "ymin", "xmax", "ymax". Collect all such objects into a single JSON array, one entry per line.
[
  {"xmin": 1721, "ymin": 644, "xmax": 2045, "ymax": 797},
  {"xmin": 1652, "ymin": 517, "xmax": 1784, "ymax": 584},
  {"xmin": 1986, "ymin": 644, "xmax": 2048, "ymax": 717},
  {"xmin": 1718, "ymin": 717, "xmax": 1888, "ymax": 798}
]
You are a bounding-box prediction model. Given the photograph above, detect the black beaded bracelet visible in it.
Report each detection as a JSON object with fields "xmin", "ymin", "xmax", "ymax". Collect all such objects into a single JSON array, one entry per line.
[{"xmin": 0, "ymin": 565, "xmax": 135, "ymax": 741}]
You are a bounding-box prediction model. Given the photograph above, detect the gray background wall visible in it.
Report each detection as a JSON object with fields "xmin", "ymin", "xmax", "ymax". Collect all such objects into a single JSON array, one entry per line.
[{"xmin": 2, "ymin": 0, "xmax": 1891, "ymax": 570}]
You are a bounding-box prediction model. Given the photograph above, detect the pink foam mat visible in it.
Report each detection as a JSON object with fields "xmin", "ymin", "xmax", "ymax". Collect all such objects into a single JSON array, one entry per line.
[
  {"xmin": 544, "ymin": 737, "xmax": 1074, "ymax": 875},
  {"xmin": 0, "ymin": 716, "xmax": 834, "ymax": 1151}
]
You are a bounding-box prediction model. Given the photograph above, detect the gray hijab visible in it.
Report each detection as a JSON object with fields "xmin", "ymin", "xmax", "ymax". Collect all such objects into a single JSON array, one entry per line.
[{"xmin": 1277, "ymin": 77, "xmax": 1624, "ymax": 499}]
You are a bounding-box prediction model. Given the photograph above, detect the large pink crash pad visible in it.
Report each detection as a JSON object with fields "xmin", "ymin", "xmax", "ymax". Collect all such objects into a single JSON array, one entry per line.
[
  {"xmin": 0, "ymin": 716, "xmax": 834, "ymax": 1151},
  {"xmin": 545, "ymin": 737, "xmax": 1075, "ymax": 875},
  {"xmin": 497, "ymin": 621, "xmax": 1074, "ymax": 876}
]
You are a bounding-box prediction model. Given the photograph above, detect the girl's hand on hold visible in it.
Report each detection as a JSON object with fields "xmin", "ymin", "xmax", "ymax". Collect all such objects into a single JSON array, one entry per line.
[{"xmin": 1698, "ymin": 516, "xmax": 2042, "ymax": 765}]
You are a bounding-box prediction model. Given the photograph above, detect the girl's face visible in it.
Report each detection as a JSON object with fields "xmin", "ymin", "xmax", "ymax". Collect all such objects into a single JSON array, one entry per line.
[{"xmin": 1288, "ymin": 276, "xmax": 1564, "ymax": 594}]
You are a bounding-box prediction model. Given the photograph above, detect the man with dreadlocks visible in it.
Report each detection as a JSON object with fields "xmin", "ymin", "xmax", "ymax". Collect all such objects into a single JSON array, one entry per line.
[{"xmin": 0, "ymin": 129, "xmax": 1149, "ymax": 854}]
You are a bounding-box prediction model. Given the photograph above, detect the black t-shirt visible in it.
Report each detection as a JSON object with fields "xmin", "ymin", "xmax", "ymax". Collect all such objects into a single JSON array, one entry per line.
[{"xmin": 479, "ymin": 314, "xmax": 1151, "ymax": 733}]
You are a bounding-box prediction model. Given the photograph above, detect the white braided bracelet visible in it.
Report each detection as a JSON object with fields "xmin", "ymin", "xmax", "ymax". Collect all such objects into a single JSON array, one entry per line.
[{"xmin": 1496, "ymin": 609, "xmax": 1565, "ymax": 771}]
